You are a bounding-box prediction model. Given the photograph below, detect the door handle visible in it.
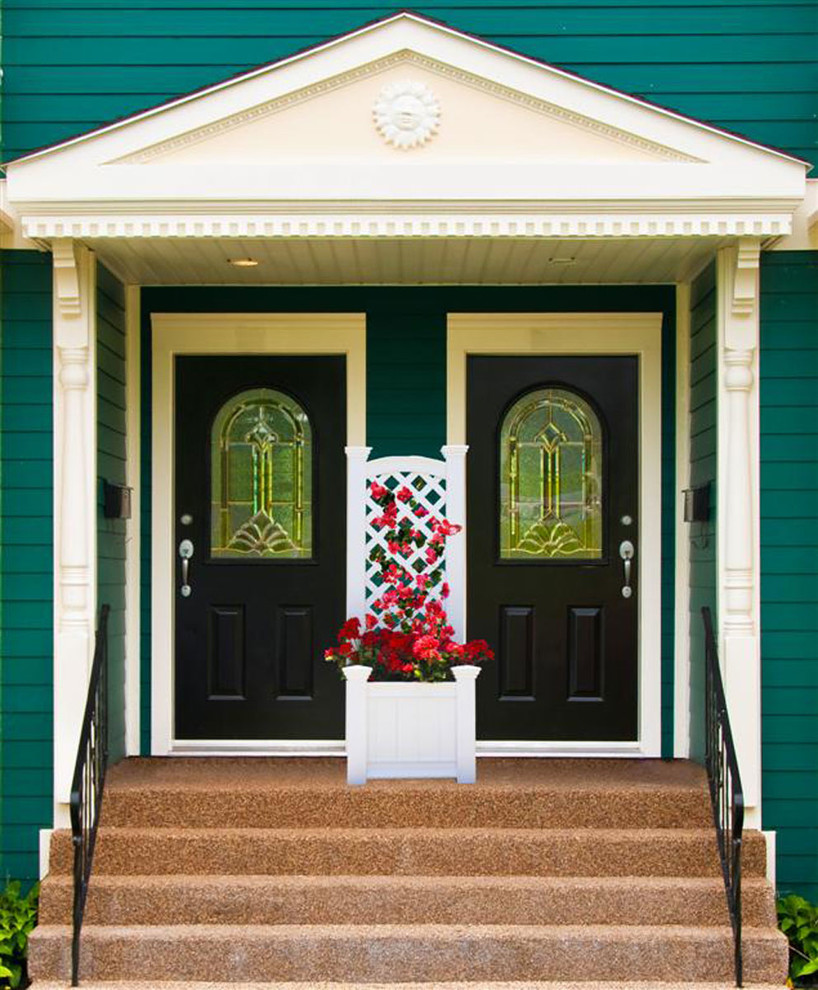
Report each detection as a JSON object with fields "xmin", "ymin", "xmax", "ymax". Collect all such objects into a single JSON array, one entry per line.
[
  {"xmin": 619, "ymin": 540, "xmax": 635, "ymax": 599},
  {"xmin": 179, "ymin": 539, "xmax": 194, "ymax": 597}
]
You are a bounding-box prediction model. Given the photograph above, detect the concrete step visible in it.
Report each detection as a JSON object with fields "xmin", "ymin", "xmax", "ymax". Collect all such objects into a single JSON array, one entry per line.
[
  {"xmin": 38, "ymin": 874, "xmax": 778, "ymax": 928},
  {"xmin": 28, "ymin": 923, "xmax": 789, "ymax": 984},
  {"xmin": 47, "ymin": 827, "xmax": 768, "ymax": 878},
  {"xmin": 100, "ymin": 776, "xmax": 712, "ymax": 831},
  {"xmin": 100, "ymin": 758, "xmax": 715, "ymax": 832}
]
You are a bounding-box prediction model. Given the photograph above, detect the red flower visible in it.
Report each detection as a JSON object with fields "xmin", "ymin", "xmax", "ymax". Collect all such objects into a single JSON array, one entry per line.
[
  {"xmin": 365, "ymin": 614, "xmax": 377, "ymax": 630},
  {"xmin": 415, "ymin": 506, "xmax": 428, "ymax": 518},
  {"xmin": 425, "ymin": 547, "xmax": 438, "ymax": 564},
  {"xmin": 413, "ymin": 634, "xmax": 441, "ymax": 661},
  {"xmin": 441, "ymin": 582, "xmax": 450, "ymax": 599},
  {"xmin": 396, "ymin": 486, "xmax": 412, "ymax": 503},
  {"xmin": 434, "ymin": 519, "xmax": 462, "ymax": 537},
  {"xmin": 370, "ymin": 481, "xmax": 389, "ymax": 501},
  {"xmin": 338, "ymin": 617, "xmax": 361, "ymax": 641}
]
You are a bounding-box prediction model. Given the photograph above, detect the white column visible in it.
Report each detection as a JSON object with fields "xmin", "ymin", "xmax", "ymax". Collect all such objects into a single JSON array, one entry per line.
[
  {"xmin": 52, "ymin": 240, "xmax": 97, "ymax": 815},
  {"xmin": 441, "ymin": 444, "xmax": 468, "ymax": 640},
  {"xmin": 345, "ymin": 446, "xmax": 372, "ymax": 619},
  {"xmin": 716, "ymin": 239, "xmax": 762, "ymax": 819}
]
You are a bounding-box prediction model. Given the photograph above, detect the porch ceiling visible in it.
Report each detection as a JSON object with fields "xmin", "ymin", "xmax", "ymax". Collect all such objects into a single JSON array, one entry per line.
[{"xmin": 89, "ymin": 234, "xmax": 732, "ymax": 286}]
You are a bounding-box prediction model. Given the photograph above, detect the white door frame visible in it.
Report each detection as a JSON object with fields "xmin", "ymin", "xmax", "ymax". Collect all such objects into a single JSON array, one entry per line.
[
  {"xmin": 150, "ymin": 312, "xmax": 366, "ymax": 755},
  {"xmin": 447, "ymin": 312, "xmax": 664, "ymax": 757}
]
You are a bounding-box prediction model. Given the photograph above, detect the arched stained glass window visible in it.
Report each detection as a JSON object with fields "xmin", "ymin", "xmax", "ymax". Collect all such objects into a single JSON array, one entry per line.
[
  {"xmin": 210, "ymin": 388, "xmax": 312, "ymax": 559},
  {"xmin": 500, "ymin": 388, "xmax": 603, "ymax": 560}
]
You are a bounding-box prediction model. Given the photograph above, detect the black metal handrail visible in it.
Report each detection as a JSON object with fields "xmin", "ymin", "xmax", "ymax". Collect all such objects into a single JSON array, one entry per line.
[
  {"xmin": 702, "ymin": 606, "xmax": 744, "ymax": 987},
  {"xmin": 70, "ymin": 604, "xmax": 110, "ymax": 987}
]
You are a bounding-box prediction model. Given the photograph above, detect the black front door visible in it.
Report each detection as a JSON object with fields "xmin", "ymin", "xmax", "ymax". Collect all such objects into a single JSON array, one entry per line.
[
  {"xmin": 174, "ymin": 355, "xmax": 346, "ymax": 740},
  {"xmin": 467, "ymin": 355, "xmax": 639, "ymax": 741}
]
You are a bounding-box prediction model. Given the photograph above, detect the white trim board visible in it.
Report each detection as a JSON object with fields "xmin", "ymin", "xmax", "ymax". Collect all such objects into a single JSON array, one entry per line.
[
  {"xmin": 447, "ymin": 312, "xmax": 664, "ymax": 758},
  {"xmin": 150, "ymin": 312, "xmax": 366, "ymax": 756},
  {"xmin": 124, "ymin": 285, "xmax": 142, "ymax": 755},
  {"xmin": 674, "ymin": 284, "xmax": 693, "ymax": 759}
]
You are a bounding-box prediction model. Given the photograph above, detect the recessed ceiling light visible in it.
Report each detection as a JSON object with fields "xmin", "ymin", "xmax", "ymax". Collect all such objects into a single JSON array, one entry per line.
[{"xmin": 228, "ymin": 257, "xmax": 259, "ymax": 268}]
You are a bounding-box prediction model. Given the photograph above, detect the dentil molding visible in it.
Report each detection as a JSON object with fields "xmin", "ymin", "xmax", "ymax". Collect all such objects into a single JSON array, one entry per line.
[{"xmin": 24, "ymin": 212, "xmax": 793, "ymax": 241}]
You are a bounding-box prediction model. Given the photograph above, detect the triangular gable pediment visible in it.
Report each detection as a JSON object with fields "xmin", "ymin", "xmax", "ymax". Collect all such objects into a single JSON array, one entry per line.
[
  {"xmin": 110, "ymin": 52, "xmax": 696, "ymax": 167},
  {"xmin": 4, "ymin": 12, "xmax": 807, "ymax": 213}
]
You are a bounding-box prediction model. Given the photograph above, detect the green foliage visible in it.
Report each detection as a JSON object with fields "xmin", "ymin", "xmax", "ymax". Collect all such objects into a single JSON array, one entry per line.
[
  {"xmin": 0, "ymin": 881, "xmax": 39, "ymax": 989},
  {"xmin": 778, "ymin": 893, "xmax": 818, "ymax": 986}
]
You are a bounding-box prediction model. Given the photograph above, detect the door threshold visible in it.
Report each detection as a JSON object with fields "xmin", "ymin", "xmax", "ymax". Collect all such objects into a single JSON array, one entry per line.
[
  {"xmin": 169, "ymin": 739, "xmax": 647, "ymax": 757},
  {"xmin": 171, "ymin": 739, "xmax": 346, "ymax": 756},
  {"xmin": 476, "ymin": 740, "xmax": 648, "ymax": 757}
]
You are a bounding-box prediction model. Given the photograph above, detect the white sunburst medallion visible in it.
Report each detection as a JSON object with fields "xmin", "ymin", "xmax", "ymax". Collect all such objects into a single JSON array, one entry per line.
[{"xmin": 373, "ymin": 80, "xmax": 441, "ymax": 149}]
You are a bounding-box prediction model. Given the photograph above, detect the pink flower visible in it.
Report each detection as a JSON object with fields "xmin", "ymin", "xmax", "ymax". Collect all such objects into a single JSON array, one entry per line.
[
  {"xmin": 370, "ymin": 481, "xmax": 389, "ymax": 501},
  {"xmin": 413, "ymin": 634, "xmax": 441, "ymax": 661},
  {"xmin": 441, "ymin": 582, "xmax": 450, "ymax": 599},
  {"xmin": 415, "ymin": 506, "xmax": 428, "ymax": 518},
  {"xmin": 425, "ymin": 547, "xmax": 438, "ymax": 564},
  {"xmin": 434, "ymin": 519, "xmax": 462, "ymax": 537}
]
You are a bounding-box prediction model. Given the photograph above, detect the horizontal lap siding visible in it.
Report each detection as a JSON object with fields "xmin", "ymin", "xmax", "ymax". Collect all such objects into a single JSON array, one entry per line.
[
  {"xmin": 1, "ymin": 3, "xmax": 816, "ymax": 167},
  {"xmin": 688, "ymin": 262, "xmax": 717, "ymax": 765},
  {"xmin": 760, "ymin": 252, "xmax": 818, "ymax": 902},
  {"xmin": 0, "ymin": 251, "xmax": 53, "ymax": 886},
  {"xmin": 97, "ymin": 263, "xmax": 128, "ymax": 766}
]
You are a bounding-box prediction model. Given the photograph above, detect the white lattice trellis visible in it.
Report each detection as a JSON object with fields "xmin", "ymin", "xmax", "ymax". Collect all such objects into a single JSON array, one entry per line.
[
  {"xmin": 364, "ymin": 468, "xmax": 448, "ymax": 613},
  {"xmin": 346, "ymin": 446, "xmax": 468, "ymax": 640}
]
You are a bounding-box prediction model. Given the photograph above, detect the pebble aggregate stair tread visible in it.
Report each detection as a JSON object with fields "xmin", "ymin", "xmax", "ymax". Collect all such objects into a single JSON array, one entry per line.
[
  {"xmin": 98, "ymin": 757, "xmax": 714, "ymax": 830},
  {"xmin": 38, "ymin": 874, "xmax": 778, "ymax": 927},
  {"xmin": 29, "ymin": 924, "xmax": 788, "ymax": 983},
  {"xmin": 28, "ymin": 759, "xmax": 789, "ymax": 985},
  {"xmin": 29, "ymin": 982, "xmax": 792, "ymax": 990},
  {"xmin": 45, "ymin": 826, "xmax": 769, "ymax": 877}
]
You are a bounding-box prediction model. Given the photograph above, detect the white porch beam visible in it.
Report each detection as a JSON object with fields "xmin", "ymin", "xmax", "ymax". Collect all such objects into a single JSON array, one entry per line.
[
  {"xmin": 52, "ymin": 239, "xmax": 97, "ymax": 818},
  {"xmin": 716, "ymin": 239, "xmax": 762, "ymax": 823}
]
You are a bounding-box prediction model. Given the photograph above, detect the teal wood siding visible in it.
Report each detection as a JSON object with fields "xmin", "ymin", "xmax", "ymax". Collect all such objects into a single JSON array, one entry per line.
[
  {"xmin": 760, "ymin": 251, "xmax": 818, "ymax": 901},
  {"xmin": 1, "ymin": 2, "xmax": 816, "ymax": 168},
  {"xmin": 0, "ymin": 250, "xmax": 53, "ymax": 885},
  {"xmin": 140, "ymin": 284, "xmax": 676, "ymax": 755},
  {"xmin": 687, "ymin": 262, "xmax": 717, "ymax": 764},
  {"xmin": 97, "ymin": 263, "xmax": 127, "ymax": 765}
]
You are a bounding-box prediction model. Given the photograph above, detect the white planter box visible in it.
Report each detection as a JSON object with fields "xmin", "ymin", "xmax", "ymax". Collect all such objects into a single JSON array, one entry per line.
[{"xmin": 343, "ymin": 665, "xmax": 480, "ymax": 785}]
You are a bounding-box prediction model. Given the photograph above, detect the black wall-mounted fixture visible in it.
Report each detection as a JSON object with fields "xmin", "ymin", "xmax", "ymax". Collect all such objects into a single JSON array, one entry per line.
[
  {"xmin": 683, "ymin": 482, "xmax": 710, "ymax": 524},
  {"xmin": 102, "ymin": 480, "xmax": 133, "ymax": 520}
]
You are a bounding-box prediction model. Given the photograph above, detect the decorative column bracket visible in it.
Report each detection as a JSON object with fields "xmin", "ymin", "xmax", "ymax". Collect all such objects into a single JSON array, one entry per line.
[
  {"xmin": 731, "ymin": 239, "xmax": 761, "ymax": 318},
  {"xmin": 53, "ymin": 238, "xmax": 82, "ymax": 319}
]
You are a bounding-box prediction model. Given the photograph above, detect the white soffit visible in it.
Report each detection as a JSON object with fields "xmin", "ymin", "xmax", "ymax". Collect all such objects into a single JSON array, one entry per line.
[{"xmin": 3, "ymin": 12, "xmax": 809, "ymax": 232}]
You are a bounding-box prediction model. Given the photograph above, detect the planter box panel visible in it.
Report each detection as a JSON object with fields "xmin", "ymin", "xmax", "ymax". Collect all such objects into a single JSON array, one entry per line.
[{"xmin": 344, "ymin": 665, "xmax": 479, "ymax": 785}]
